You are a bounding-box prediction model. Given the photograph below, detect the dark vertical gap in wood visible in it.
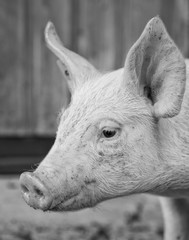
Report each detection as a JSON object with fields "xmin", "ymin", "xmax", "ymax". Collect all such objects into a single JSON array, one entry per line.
[
  {"xmin": 17, "ymin": 0, "xmax": 26, "ymax": 133},
  {"xmin": 30, "ymin": 0, "xmax": 45, "ymax": 135},
  {"xmin": 70, "ymin": 0, "xmax": 80, "ymax": 52},
  {"xmin": 113, "ymin": 0, "xmax": 128, "ymax": 69},
  {"xmin": 113, "ymin": 0, "xmax": 122, "ymax": 69},
  {"xmin": 23, "ymin": 0, "xmax": 33, "ymax": 134},
  {"xmin": 160, "ymin": 0, "xmax": 189, "ymax": 56},
  {"xmin": 160, "ymin": 0, "xmax": 176, "ymax": 35},
  {"xmin": 176, "ymin": 0, "xmax": 189, "ymax": 57},
  {"xmin": 0, "ymin": 0, "xmax": 34, "ymax": 135},
  {"xmin": 93, "ymin": 0, "xmax": 102, "ymax": 68},
  {"xmin": 186, "ymin": 0, "xmax": 189, "ymax": 57},
  {"xmin": 87, "ymin": 0, "xmax": 98, "ymax": 63},
  {"xmin": 87, "ymin": 0, "xmax": 106, "ymax": 70}
]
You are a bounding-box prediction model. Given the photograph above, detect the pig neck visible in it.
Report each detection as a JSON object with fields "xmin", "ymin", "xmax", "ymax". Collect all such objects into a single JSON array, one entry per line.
[
  {"xmin": 154, "ymin": 71, "xmax": 189, "ymax": 197},
  {"xmin": 156, "ymin": 79, "xmax": 189, "ymax": 240}
]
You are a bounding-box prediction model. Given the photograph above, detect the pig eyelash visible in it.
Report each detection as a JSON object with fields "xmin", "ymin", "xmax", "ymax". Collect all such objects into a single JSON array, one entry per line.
[
  {"xmin": 102, "ymin": 129, "xmax": 117, "ymax": 138},
  {"xmin": 100, "ymin": 127, "xmax": 121, "ymax": 140}
]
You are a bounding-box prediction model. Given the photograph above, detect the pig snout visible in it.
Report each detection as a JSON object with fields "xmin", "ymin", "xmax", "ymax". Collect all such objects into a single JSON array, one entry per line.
[{"xmin": 20, "ymin": 172, "xmax": 53, "ymax": 211}]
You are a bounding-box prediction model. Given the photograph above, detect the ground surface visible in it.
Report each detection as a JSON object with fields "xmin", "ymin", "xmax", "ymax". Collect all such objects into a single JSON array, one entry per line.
[{"xmin": 0, "ymin": 176, "xmax": 164, "ymax": 240}]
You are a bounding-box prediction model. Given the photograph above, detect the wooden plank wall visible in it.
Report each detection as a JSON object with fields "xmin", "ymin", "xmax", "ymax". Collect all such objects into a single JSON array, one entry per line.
[
  {"xmin": 0, "ymin": 0, "xmax": 189, "ymax": 136},
  {"xmin": 0, "ymin": 1, "xmax": 29, "ymax": 135}
]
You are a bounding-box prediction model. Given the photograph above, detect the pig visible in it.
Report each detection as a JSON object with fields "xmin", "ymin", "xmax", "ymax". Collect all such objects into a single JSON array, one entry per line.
[{"xmin": 20, "ymin": 17, "xmax": 189, "ymax": 240}]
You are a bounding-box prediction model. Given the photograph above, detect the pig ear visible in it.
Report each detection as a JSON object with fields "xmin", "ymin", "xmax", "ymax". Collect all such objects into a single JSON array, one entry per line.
[
  {"xmin": 124, "ymin": 17, "xmax": 186, "ymax": 118},
  {"xmin": 45, "ymin": 22, "xmax": 100, "ymax": 93}
]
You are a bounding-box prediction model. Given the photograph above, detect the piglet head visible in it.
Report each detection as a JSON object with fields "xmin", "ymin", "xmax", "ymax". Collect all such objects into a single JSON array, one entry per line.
[{"xmin": 20, "ymin": 17, "xmax": 186, "ymax": 211}]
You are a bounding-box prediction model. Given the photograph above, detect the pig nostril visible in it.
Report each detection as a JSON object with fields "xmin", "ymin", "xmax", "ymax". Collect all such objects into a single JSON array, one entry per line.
[
  {"xmin": 21, "ymin": 184, "xmax": 44, "ymax": 198},
  {"xmin": 21, "ymin": 184, "xmax": 29, "ymax": 194},
  {"xmin": 34, "ymin": 187, "xmax": 44, "ymax": 197}
]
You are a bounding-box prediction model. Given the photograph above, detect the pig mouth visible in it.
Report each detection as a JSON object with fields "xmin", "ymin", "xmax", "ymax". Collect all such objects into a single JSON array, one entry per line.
[
  {"xmin": 50, "ymin": 187, "xmax": 98, "ymax": 211},
  {"xmin": 50, "ymin": 196, "xmax": 94, "ymax": 212},
  {"xmin": 49, "ymin": 178, "xmax": 99, "ymax": 211},
  {"xmin": 50, "ymin": 193, "xmax": 80, "ymax": 211}
]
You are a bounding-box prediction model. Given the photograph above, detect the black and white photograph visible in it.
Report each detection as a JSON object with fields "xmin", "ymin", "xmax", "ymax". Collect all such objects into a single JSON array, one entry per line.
[{"xmin": 0, "ymin": 1, "xmax": 189, "ymax": 239}]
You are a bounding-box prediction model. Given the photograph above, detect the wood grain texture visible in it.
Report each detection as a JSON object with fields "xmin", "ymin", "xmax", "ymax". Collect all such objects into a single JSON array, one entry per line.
[
  {"xmin": 31, "ymin": 0, "xmax": 70, "ymax": 135},
  {"xmin": 160, "ymin": 0, "xmax": 189, "ymax": 57},
  {"xmin": 0, "ymin": 0, "xmax": 189, "ymax": 136},
  {"xmin": 0, "ymin": 0, "xmax": 30, "ymax": 135}
]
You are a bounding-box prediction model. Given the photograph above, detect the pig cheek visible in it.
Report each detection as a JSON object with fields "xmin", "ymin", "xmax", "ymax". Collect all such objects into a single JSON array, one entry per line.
[
  {"xmin": 94, "ymin": 140, "xmax": 126, "ymax": 178},
  {"xmin": 95, "ymin": 139, "xmax": 143, "ymax": 185}
]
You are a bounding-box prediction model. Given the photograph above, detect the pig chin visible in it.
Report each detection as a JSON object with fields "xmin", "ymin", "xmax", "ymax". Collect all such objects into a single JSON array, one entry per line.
[{"xmin": 50, "ymin": 191, "xmax": 98, "ymax": 212}]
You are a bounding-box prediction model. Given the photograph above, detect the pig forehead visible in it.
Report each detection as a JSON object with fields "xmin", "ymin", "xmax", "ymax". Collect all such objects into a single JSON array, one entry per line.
[
  {"xmin": 61, "ymin": 69, "xmax": 149, "ymax": 124},
  {"xmin": 73, "ymin": 69, "xmax": 125, "ymax": 105}
]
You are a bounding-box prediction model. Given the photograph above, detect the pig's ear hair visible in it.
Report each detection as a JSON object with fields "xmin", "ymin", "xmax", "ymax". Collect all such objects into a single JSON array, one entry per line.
[
  {"xmin": 45, "ymin": 22, "xmax": 100, "ymax": 94},
  {"xmin": 124, "ymin": 17, "xmax": 186, "ymax": 118}
]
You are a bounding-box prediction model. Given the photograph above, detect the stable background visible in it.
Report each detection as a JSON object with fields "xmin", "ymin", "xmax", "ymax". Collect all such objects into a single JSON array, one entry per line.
[{"xmin": 0, "ymin": 0, "xmax": 188, "ymax": 239}]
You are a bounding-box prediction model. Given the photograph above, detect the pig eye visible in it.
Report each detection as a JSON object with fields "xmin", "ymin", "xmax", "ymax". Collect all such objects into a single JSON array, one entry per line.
[{"xmin": 102, "ymin": 129, "xmax": 117, "ymax": 138}]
